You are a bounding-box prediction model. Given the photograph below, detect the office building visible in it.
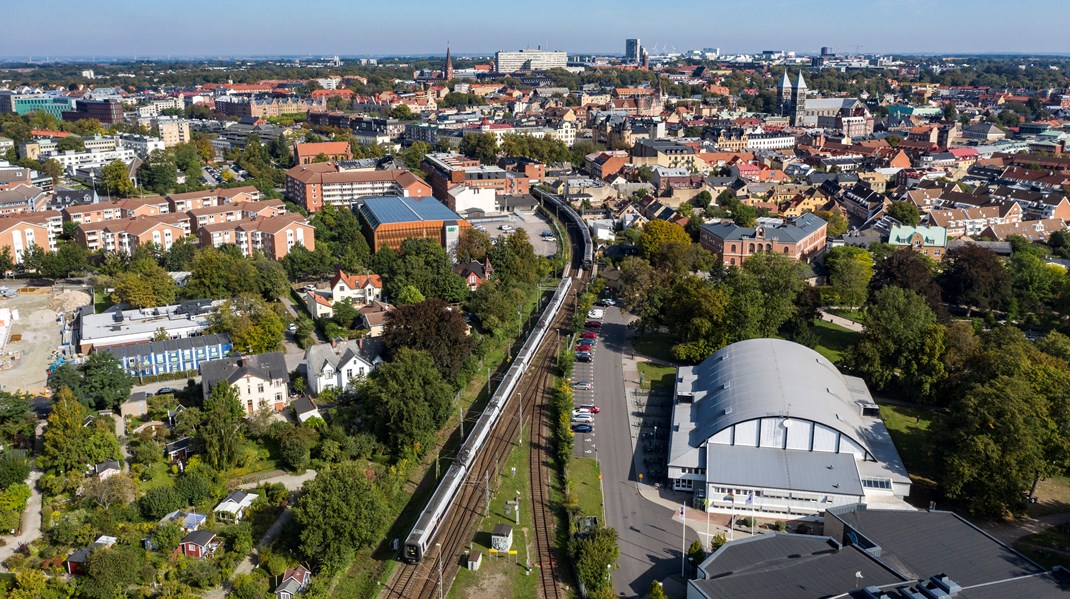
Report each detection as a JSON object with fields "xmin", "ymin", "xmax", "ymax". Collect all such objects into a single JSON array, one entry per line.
[
  {"xmin": 625, "ymin": 38, "xmax": 642, "ymax": 63},
  {"xmin": 356, "ymin": 195, "xmax": 470, "ymax": 253},
  {"xmin": 700, "ymin": 213, "xmax": 828, "ymax": 267},
  {"xmin": 78, "ymin": 300, "xmax": 221, "ymax": 352},
  {"xmin": 62, "ymin": 99, "xmax": 124, "ymax": 125},
  {"xmin": 494, "ymin": 49, "xmax": 568, "ymax": 73},
  {"xmin": 0, "ymin": 92, "xmax": 76, "ymax": 118},
  {"xmin": 421, "ymin": 152, "xmax": 530, "ymax": 203}
]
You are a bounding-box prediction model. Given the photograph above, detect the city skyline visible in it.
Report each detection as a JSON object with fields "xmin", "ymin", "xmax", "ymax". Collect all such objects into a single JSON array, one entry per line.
[{"xmin": 2, "ymin": 0, "xmax": 1068, "ymax": 59}]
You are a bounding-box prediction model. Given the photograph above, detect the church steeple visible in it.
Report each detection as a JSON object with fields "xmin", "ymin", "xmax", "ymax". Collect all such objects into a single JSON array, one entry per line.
[
  {"xmin": 443, "ymin": 46, "xmax": 454, "ymax": 81},
  {"xmin": 794, "ymin": 70, "xmax": 807, "ymax": 91}
]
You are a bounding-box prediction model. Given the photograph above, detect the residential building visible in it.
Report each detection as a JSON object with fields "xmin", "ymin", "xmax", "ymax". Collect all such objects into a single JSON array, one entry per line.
[
  {"xmin": 166, "ymin": 186, "xmax": 260, "ymax": 212},
  {"xmin": 76, "ymin": 214, "xmax": 188, "ymax": 255},
  {"xmin": 158, "ymin": 510, "xmax": 206, "ymax": 534},
  {"xmin": 841, "ymin": 183, "xmax": 889, "ymax": 222},
  {"xmin": 330, "ymin": 269, "xmax": 383, "ymax": 306},
  {"xmin": 117, "ymin": 134, "xmax": 166, "ymax": 158},
  {"xmin": 668, "ymin": 339, "xmax": 911, "ymax": 512},
  {"xmin": 44, "ymin": 147, "xmax": 138, "ymax": 175},
  {"xmin": 78, "ymin": 299, "xmax": 220, "ymax": 353},
  {"xmin": 292, "ymin": 397, "xmax": 322, "ymax": 423},
  {"xmin": 887, "ymin": 224, "xmax": 948, "ymax": 261},
  {"xmin": 304, "ymin": 338, "xmax": 384, "ymax": 396},
  {"xmin": 285, "ymin": 162, "xmax": 430, "ymax": 211},
  {"xmin": 214, "ymin": 490, "xmax": 258, "ymax": 522},
  {"xmin": 186, "ymin": 199, "xmax": 285, "ymax": 232},
  {"xmin": 0, "ymin": 185, "xmax": 48, "ymax": 215},
  {"xmin": 175, "ymin": 530, "xmax": 220, "ymax": 560},
  {"xmin": 196, "ymin": 213, "xmax": 314, "ymax": 260},
  {"xmin": 153, "ymin": 116, "xmax": 192, "ymax": 147},
  {"xmin": 0, "ymin": 165, "xmax": 34, "ymax": 192},
  {"xmin": 454, "ymin": 259, "xmax": 493, "ymax": 291},
  {"xmin": 963, "ymin": 122, "xmax": 1005, "ymax": 142},
  {"xmin": 357, "ymin": 195, "xmax": 471, "ymax": 253},
  {"xmin": 422, "ymin": 153, "xmax": 530, "ymax": 203},
  {"xmin": 446, "ymin": 185, "xmax": 498, "ymax": 216},
  {"xmin": 199, "ymin": 351, "xmax": 290, "ymax": 414},
  {"xmin": 359, "ymin": 301, "xmax": 394, "ymax": 337},
  {"xmin": 495, "ymin": 49, "xmax": 568, "ymax": 73},
  {"xmin": 927, "ymin": 202, "xmax": 1023, "ymax": 238},
  {"xmin": 630, "ymin": 138, "xmax": 704, "ymax": 172},
  {"xmin": 274, "ymin": 566, "xmax": 312, "ymax": 599},
  {"xmin": 293, "ymin": 141, "xmax": 352, "ymax": 165},
  {"xmin": 90, "ymin": 460, "xmax": 121, "ymax": 480},
  {"xmin": 214, "ymin": 96, "xmax": 311, "ymax": 119},
  {"xmin": 0, "ymin": 210, "xmax": 62, "ymax": 262},
  {"xmin": 699, "ymin": 213, "xmax": 828, "ymax": 267},
  {"xmin": 101, "ymin": 334, "xmax": 233, "ymax": 378},
  {"xmin": 980, "ymin": 218, "xmax": 1066, "ymax": 242},
  {"xmin": 65, "ymin": 535, "xmax": 118, "ymax": 575}
]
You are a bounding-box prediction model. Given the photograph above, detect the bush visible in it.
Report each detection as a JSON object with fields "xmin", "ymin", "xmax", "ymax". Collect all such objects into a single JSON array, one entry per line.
[
  {"xmin": 770, "ymin": 520, "xmax": 785, "ymax": 531},
  {"xmin": 795, "ymin": 523, "xmax": 811, "ymax": 535},
  {"xmin": 139, "ymin": 486, "xmax": 184, "ymax": 520}
]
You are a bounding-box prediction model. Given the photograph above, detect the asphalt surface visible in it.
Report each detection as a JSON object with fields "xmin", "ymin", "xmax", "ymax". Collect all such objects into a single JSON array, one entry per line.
[{"xmin": 574, "ymin": 308, "xmax": 682, "ymax": 597}]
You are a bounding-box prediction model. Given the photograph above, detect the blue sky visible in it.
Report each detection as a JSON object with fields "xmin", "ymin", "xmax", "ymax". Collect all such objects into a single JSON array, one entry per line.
[{"xmin": 2, "ymin": 0, "xmax": 1066, "ymax": 58}]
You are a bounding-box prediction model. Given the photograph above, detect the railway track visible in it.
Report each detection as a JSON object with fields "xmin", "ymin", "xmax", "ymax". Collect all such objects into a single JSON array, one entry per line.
[{"xmin": 381, "ymin": 280, "xmax": 581, "ymax": 599}]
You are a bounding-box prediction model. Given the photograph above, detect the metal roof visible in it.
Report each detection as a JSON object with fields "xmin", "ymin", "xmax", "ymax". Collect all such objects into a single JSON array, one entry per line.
[
  {"xmin": 705, "ymin": 445, "xmax": 864, "ymax": 496},
  {"xmin": 358, "ymin": 196, "xmax": 463, "ymax": 229}
]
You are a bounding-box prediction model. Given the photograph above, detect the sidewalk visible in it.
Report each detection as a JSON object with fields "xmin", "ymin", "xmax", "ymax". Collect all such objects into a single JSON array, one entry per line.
[{"xmin": 817, "ymin": 310, "xmax": 863, "ymax": 333}]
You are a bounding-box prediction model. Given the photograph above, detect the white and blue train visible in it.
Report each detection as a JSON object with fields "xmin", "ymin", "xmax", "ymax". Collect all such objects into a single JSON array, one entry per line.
[{"xmin": 403, "ymin": 277, "xmax": 573, "ymax": 562}]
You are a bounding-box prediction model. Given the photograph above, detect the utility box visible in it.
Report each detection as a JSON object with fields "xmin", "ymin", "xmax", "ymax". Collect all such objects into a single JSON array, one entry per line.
[
  {"xmin": 491, "ymin": 524, "xmax": 513, "ymax": 552},
  {"xmin": 467, "ymin": 551, "xmax": 482, "ymax": 571}
]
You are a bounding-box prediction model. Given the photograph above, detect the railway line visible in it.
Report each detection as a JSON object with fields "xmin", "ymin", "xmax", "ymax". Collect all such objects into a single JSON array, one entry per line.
[{"xmin": 381, "ymin": 190, "xmax": 590, "ymax": 599}]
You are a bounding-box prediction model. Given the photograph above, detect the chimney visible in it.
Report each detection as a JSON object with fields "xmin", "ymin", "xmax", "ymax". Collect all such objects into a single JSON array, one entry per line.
[{"xmin": 330, "ymin": 337, "xmax": 337, "ymax": 349}]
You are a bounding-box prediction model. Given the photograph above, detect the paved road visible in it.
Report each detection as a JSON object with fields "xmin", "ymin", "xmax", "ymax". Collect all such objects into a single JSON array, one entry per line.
[
  {"xmin": 817, "ymin": 310, "xmax": 863, "ymax": 333},
  {"xmin": 578, "ymin": 309, "xmax": 686, "ymax": 597}
]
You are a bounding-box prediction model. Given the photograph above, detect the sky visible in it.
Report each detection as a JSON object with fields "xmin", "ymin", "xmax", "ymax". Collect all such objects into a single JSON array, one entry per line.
[{"xmin": 2, "ymin": 0, "xmax": 1067, "ymax": 59}]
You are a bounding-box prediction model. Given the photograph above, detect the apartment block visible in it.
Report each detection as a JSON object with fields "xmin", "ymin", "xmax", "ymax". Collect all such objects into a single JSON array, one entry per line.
[{"xmin": 285, "ymin": 162, "xmax": 430, "ymax": 212}]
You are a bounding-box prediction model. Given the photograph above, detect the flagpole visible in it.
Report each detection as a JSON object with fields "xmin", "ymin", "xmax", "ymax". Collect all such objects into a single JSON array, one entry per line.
[{"xmin": 705, "ymin": 498, "xmax": 710, "ymax": 549}]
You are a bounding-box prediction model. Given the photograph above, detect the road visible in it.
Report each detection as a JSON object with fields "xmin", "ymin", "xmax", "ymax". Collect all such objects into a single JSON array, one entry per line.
[{"xmin": 576, "ymin": 309, "xmax": 686, "ymax": 597}]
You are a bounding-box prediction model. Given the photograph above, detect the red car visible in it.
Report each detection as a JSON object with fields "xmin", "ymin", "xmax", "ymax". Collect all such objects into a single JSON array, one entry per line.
[
  {"xmin": 580, "ymin": 331, "xmax": 597, "ymax": 339},
  {"xmin": 585, "ymin": 320, "xmax": 602, "ymax": 328}
]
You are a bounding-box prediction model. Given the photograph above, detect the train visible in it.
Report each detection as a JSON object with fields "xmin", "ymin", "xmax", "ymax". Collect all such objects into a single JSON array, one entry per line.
[
  {"xmin": 402, "ymin": 188, "xmax": 592, "ymax": 563},
  {"xmin": 403, "ymin": 277, "xmax": 573, "ymax": 562}
]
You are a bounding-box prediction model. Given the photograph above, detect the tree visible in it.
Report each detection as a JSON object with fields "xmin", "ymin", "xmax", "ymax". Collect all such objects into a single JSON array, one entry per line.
[
  {"xmin": 648, "ymin": 580, "xmax": 669, "ymax": 599},
  {"xmin": 687, "ymin": 538, "xmax": 706, "ymax": 576},
  {"xmin": 398, "ymin": 141, "xmax": 431, "ymax": 171},
  {"xmin": 208, "ymin": 293, "xmax": 285, "ymax": 354},
  {"xmin": 38, "ymin": 241, "xmax": 88, "ymax": 278},
  {"xmin": 388, "ymin": 104, "xmax": 418, "ymax": 120},
  {"xmin": 844, "ymin": 287, "xmax": 946, "ymax": 400},
  {"xmin": 139, "ymin": 486, "xmax": 184, "ymax": 519},
  {"xmin": 0, "ymin": 450, "xmax": 30, "ymax": 490},
  {"xmin": 815, "ymin": 209, "xmax": 848, "ymax": 237},
  {"xmin": 79, "ymin": 351, "xmax": 133, "ymax": 411},
  {"xmin": 724, "ymin": 252, "xmax": 806, "ymax": 340},
  {"xmin": 870, "ymin": 249, "xmax": 943, "ymax": 313},
  {"xmin": 153, "ymin": 522, "xmax": 184, "ymax": 552},
  {"xmin": 82, "ymin": 544, "xmax": 145, "ymax": 599},
  {"xmin": 110, "ymin": 257, "xmax": 177, "ymax": 308},
  {"xmin": 79, "ymin": 472, "xmax": 136, "ymax": 509},
  {"xmin": 141, "ymin": 148, "xmax": 178, "ymax": 193},
  {"xmin": 200, "ymin": 381, "xmax": 244, "ymax": 470},
  {"xmin": 468, "ymin": 280, "xmax": 526, "ymax": 334},
  {"xmin": 41, "ymin": 389, "xmax": 119, "ymax": 474},
  {"xmin": 455, "ymin": 228, "xmax": 492, "ymax": 264},
  {"xmin": 252, "ymin": 255, "xmax": 290, "ymax": 300},
  {"xmin": 395, "ymin": 284, "xmax": 426, "ymax": 305},
  {"xmin": 667, "ymin": 276, "xmax": 730, "ymax": 363},
  {"xmin": 99, "ymin": 159, "xmax": 134, "ymax": 197},
  {"xmin": 888, "ymin": 201, "xmax": 921, "ymax": 226},
  {"xmin": 617, "ymin": 256, "xmax": 656, "ymax": 313},
  {"xmin": 732, "ymin": 203, "xmax": 758, "ymax": 227},
  {"xmin": 383, "ymin": 298, "xmax": 474, "ymax": 381},
  {"xmin": 1009, "ymin": 250, "xmax": 1062, "ymax": 316},
  {"xmin": 638, "ymin": 220, "xmax": 691, "ymax": 261},
  {"xmin": 572, "ymin": 525, "xmax": 619, "ymax": 597},
  {"xmin": 293, "ymin": 461, "xmax": 391, "ymax": 568},
  {"xmin": 942, "ymin": 103, "xmax": 958, "ymax": 122},
  {"xmin": 825, "ymin": 246, "xmax": 874, "ymax": 308},
  {"xmin": 938, "ymin": 376, "xmax": 1051, "ymax": 517},
  {"xmin": 40, "ymin": 158, "xmax": 64, "ymax": 185},
  {"xmin": 360, "ymin": 348, "xmax": 455, "ymax": 456},
  {"xmin": 693, "ymin": 190, "xmax": 712, "ymax": 210},
  {"xmin": 184, "ymin": 246, "xmax": 259, "ymax": 299},
  {"xmin": 939, "ymin": 244, "xmax": 1011, "ymax": 314},
  {"xmin": 458, "ymin": 132, "xmax": 498, "ymax": 164}
]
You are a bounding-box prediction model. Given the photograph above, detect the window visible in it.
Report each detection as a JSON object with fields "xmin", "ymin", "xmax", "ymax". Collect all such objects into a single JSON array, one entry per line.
[
  {"xmin": 861, "ymin": 477, "xmax": 892, "ymax": 490},
  {"xmin": 257, "ymin": 384, "xmax": 264, "ymax": 394}
]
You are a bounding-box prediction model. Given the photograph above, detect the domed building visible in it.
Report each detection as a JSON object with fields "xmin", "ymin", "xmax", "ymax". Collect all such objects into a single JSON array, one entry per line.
[{"xmin": 667, "ymin": 338, "xmax": 911, "ymax": 519}]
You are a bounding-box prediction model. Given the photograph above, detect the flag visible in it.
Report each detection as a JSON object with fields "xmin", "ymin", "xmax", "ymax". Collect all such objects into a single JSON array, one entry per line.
[
  {"xmin": 745, "ymin": 492, "xmax": 754, "ymax": 505},
  {"xmin": 679, "ymin": 506, "xmax": 685, "ymax": 518},
  {"xmin": 723, "ymin": 494, "xmax": 734, "ymax": 502}
]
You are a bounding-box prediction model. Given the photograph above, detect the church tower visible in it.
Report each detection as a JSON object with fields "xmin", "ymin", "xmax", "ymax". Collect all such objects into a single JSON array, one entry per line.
[
  {"xmin": 778, "ymin": 71, "xmax": 791, "ymax": 117},
  {"xmin": 791, "ymin": 71, "xmax": 808, "ymax": 125},
  {"xmin": 443, "ymin": 46, "xmax": 454, "ymax": 81}
]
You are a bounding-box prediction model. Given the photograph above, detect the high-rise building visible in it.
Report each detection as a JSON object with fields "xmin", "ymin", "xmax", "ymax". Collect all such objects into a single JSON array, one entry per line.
[
  {"xmin": 821, "ymin": 46, "xmax": 832, "ymax": 56},
  {"xmin": 626, "ymin": 38, "xmax": 642, "ymax": 63},
  {"xmin": 494, "ymin": 49, "xmax": 568, "ymax": 73}
]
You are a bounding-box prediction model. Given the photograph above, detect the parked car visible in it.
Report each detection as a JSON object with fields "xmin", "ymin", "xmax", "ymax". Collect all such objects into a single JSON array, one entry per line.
[
  {"xmin": 156, "ymin": 387, "xmax": 178, "ymax": 396},
  {"xmin": 587, "ymin": 308, "xmax": 605, "ymax": 319},
  {"xmin": 575, "ymin": 352, "xmax": 592, "ymax": 362},
  {"xmin": 571, "ymin": 413, "xmax": 593, "ymax": 423},
  {"xmin": 580, "ymin": 331, "xmax": 597, "ymax": 339},
  {"xmin": 575, "ymin": 344, "xmax": 593, "ymax": 353},
  {"xmin": 585, "ymin": 320, "xmax": 603, "ymax": 329},
  {"xmin": 597, "ymin": 298, "xmax": 617, "ymax": 307},
  {"xmin": 578, "ymin": 404, "xmax": 600, "ymax": 414},
  {"xmin": 571, "ymin": 423, "xmax": 593, "ymax": 433},
  {"xmin": 287, "ymin": 323, "xmax": 298, "ymax": 333},
  {"xmin": 499, "ymin": 224, "xmax": 514, "ymax": 231},
  {"xmin": 572, "ymin": 408, "xmax": 591, "ymax": 417},
  {"xmin": 572, "ymin": 381, "xmax": 593, "ymax": 391},
  {"xmin": 302, "ymin": 284, "xmax": 317, "ymax": 291}
]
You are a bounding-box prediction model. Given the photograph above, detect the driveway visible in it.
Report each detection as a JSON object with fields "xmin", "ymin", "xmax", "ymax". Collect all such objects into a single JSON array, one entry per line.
[{"xmin": 0, "ymin": 469, "xmax": 42, "ymax": 567}]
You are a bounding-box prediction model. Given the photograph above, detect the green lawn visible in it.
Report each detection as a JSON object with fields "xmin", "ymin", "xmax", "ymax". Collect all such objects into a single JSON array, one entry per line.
[
  {"xmin": 637, "ymin": 362, "xmax": 676, "ymax": 392},
  {"xmin": 1013, "ymin": 524, "xmax": 1070, "ymax": 569},
  {"xmin": 568, "ymin": 457, "xmax": 604, "ymax": 519},
  {"xmin": 632, "ymin": 331, "xmax": 677, "ymax": 363},
  {"xmin": 448, "ymin": 425, "xmax": 538, "ymax": 599},
  {"xmin": 878, "ymin": 402, "xmax": 939, "ymax": 508},
  {"xmin": 827, "ymin": 308, "xmax": 864, "ymax": 323},
  {"xmin": 811, "ymin": 319, "xmax": 860, "ymax": 363}
]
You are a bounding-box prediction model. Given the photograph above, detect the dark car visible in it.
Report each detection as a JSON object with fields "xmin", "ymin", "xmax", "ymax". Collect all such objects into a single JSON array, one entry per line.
[
  {"xmin": 571, "ymin": 423, "xmax": 593, "ymax": 433},
  {"xmin": 585, "ymin": 320, "xmax": 602, "ymax": 329},
  {"xmin": 575, "ymin": 352, "xmax": 592, "ymax": 362}
]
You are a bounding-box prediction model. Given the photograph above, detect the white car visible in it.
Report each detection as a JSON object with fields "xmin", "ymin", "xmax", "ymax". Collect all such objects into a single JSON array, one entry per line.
[
  {"xmin": 499, "ymin": 224, "xmax": 514, "ymax": 231},
  {"xmin": 587, "ymin": 308, "xmax": 605, "ymax": 319},
  {"xmin": 302, "ymin": 284, "xmax": 317, "ymax": 291}
]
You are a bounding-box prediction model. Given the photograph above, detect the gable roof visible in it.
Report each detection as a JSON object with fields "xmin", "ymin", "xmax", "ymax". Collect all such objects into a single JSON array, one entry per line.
[
  {"xmin": 304, "ymin": 338, "xmax": 384, "ymax": 376},
  {"xmin": 330, "ymin": 269, "xmax": 383, "ymax": 291},
  {"xmin": 200, "ymin": 351, "xmax": 288, "ymax": 389}
]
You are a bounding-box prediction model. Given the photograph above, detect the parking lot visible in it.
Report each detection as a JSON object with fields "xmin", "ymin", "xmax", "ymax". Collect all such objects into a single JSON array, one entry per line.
[{"xmin": 471, "ymin": 210, "xmax": 560, "ymax": 258}]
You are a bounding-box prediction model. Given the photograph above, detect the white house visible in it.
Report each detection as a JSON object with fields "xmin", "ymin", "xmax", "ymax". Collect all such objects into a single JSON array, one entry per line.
[
  {"xmin": 330, "ymin": 269, "xmax": 383, "ymax": 307},
  {"xmin": 447, "ymin": 184, "xmax": 498, "ymax": 217},
  {"xmin": 199, "ymin": 351, "xmax": 291, "ymax": 415},
  {"xmin": 304, "ymin": 338, "xmax": 385, "ymax": 396},
  {"xmin": 214, "ymin": 490, "xmax": 258, "ymax": 522}
]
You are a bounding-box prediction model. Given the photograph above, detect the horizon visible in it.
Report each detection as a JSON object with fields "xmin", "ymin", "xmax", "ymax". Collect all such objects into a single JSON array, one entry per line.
[{"xmin": 2, "ymin": 0, "xmax": 1068, "ymax": 59}]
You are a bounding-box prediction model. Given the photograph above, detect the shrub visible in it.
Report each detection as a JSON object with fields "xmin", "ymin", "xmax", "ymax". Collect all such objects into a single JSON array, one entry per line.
[{"xmin": 139, "ymin": 486, "xmax": 184, "ymax": 520}]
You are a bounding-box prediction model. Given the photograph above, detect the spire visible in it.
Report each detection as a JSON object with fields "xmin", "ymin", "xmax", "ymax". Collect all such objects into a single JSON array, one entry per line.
[
  {"xmin": 779, "ymin": 71, "xmax": 791, "ymax": 92},
  {"xmin": 794, "ymin": 70, "xmax": 807, "ymax": 90},
  {"xmin": 444, "ymin": 46, "xmax": 454, "ymax": 81}
]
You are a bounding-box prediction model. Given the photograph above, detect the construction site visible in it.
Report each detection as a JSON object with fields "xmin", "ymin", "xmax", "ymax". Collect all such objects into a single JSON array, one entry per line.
[{"xmin": 0, "ymin": 286, "xmax": 90, "ymax": 396}]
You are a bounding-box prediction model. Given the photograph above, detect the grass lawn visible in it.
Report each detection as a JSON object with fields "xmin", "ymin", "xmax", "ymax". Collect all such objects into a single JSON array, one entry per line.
[
  {"xmin": 137, "ymin": 462, "xmax": 175, "ymax": 491},
  {"xmin": 637, "ymin": 362, "xmax": 676, "ymax": 392},
  {"xmin": 1013, "ymin": 523, "xmax": 1070, "ymax": 569},
  {"xmin": 811, "ymin": 319, "xmax": 859, "ymax": 363},
  {"xmin": 448, "ymin": 425, "xmax": 538, "ymax": 599},
  {"xmin": 827, "ymin": 308, "xmax": 864, "ymax": 323},
  {"xmin": 568, "ymin": 456, "xmax": 604, "ymax": 519},
  {"xmin": 1029, "ymin": 475, "xmax": 1070, "ymax": 518},
  {"xmin": 878, "ymin": 402, "xmax": 939, "ymax": 508},
  {"xmin": 632, "ymin": 331, "xmax": 677, "ymax": 364}
]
